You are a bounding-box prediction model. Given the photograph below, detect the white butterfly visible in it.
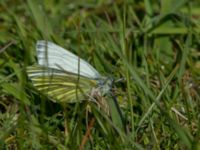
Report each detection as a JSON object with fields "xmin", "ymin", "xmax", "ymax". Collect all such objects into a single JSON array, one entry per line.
[{"xmin": 27, "ymin": 40, "xmax": 112, "ymax": 103}]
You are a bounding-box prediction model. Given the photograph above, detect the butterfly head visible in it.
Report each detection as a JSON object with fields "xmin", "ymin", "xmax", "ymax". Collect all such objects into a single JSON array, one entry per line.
[{"xmin": 97, "ymin": 77, "xmax": 113, "ymax": 96}]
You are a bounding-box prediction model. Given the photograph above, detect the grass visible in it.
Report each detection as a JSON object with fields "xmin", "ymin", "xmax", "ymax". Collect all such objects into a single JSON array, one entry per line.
[{"xmin": 1, "ymin": 0, "xmax": 200, "ymax": 149}]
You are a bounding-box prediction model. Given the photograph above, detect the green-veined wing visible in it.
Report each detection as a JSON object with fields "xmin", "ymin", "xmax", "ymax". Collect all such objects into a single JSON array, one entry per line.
[
  {"xmin": 27, "ymin": 41, "xmax": 110, "ymax": 103},
  {"xmin": 27, "ymin": 66, "xmax": 99, "ymax": 103}
]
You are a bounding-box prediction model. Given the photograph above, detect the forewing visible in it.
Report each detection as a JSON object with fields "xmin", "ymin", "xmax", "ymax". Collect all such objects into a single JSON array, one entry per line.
[
  {"xmin": 36, "ymin": 40, "xmax": 101, "ymax": 79},
  {"xmin": 27, "ymin": 66, "xmax": 98, "ymax": 103}
]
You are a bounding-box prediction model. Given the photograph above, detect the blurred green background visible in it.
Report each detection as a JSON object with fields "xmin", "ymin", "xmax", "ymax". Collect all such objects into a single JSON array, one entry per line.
[{"xmin": 0, "ymin": 0, "xmax": 200, "ymax": 149}]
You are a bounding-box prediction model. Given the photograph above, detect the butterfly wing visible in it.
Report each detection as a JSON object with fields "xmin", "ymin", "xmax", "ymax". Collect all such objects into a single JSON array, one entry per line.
[
  {"xmin": 36, "ymin": 40, "xmax": 101, "ymax": 79},
  {"xmin": 27, "ymin": 66, "xmax": 98, "ymax": 103},
  {"xmin": 27, "ymin": 40, "xmax": 103, "ymax": 102}
]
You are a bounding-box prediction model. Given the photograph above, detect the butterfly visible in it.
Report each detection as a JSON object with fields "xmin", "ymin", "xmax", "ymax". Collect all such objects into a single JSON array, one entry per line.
[{"xmin": 27, "ymin": 40, "xmax": 113, "ymax": 103}]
